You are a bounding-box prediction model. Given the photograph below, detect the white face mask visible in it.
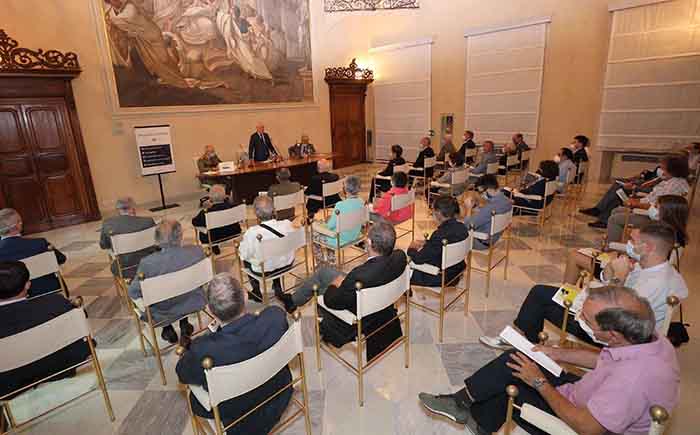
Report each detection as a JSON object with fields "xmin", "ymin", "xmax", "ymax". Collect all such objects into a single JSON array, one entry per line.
[
  {"xmin": 626, "ymin": 240, "xmax": 642, "ymax": 261},
  {"xmin": 576, "ymin": 314, "xmax": 609, "ymax": 346},
  {"xmin": 554, "ymin": 155, "xmax": 561, "ymax": 163},
  {"xmin": 657, "ymin": 167, "xmax": 665, "ymax": 178},
  {"xmin": 648, "ymin": 205, "xmax": 660, "ymax": 221}
]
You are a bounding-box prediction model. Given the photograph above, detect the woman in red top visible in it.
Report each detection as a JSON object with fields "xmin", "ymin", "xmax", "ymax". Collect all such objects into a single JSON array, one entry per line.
[{"xmin": 372, "ymin": 172, "xmax": 413, "ymax": 224}]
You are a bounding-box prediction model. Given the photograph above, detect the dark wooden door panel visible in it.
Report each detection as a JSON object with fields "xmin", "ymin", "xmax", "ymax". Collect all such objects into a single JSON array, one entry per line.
[
  {"xmin": 45, "ymin": 174, "xmax": 80, "ymax": 217},
  {"xmin": 1, "ymin": 179, "xmax": 48, "ymax": 228},
  {"xmin": 0, "ymin": 107, "xmax": 26, "ymax": 153},
  {"xmin": 328, "ymin": 84, "xmax": 368, "ymax": 169},
  {"xmin": 25, "ymin": 106, "xmax": 66, "ymax": 152}
]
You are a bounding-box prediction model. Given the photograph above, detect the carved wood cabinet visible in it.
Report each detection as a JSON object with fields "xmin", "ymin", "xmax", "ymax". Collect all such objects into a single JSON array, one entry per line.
[{"xmin": 0, "ymin": 30, "xmax": 100, "ymax": 234}]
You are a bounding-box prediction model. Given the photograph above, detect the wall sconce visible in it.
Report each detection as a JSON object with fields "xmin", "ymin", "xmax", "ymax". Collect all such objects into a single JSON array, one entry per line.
[{"xmin": 324, "ymin": 58, "xmax": 374, "ymax": 82}]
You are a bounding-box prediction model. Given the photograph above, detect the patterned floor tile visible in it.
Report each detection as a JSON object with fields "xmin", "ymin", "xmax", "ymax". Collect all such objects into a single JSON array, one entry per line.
[
  {"xmin": 59, "ymin": 241, "xmax": 98, "ymax": 252},
  {"xmin": 471, "ymin": 309, "xmax": 518, "ymax": 336},
  {"xmin": 518, "ymin": 265, "xmax": 564, "ymax": 283},
  {"xmin": 86, "ymin": 296, "xmax": 131, "ymax": 319},
  {"xmin": 74, "ymin": 277, "xmax": 117, "ymax": 296},
  {"xmin": 436, "ymin": 343, "xmax": 499, "ymax": 386},
  {"xmin": 104, "ymin": 349, "xmax": 159, "ymax": 391},
  {"xmin": 95, "ymin": 318, "xmax": 138, "ymax": 349},
  {"xmin": 116, "ymin": 391, "xmax": 189, "ymax": 435},
  {"xmin": 65, "ymin": 262, "xmax": 110, "ymax": 278}
]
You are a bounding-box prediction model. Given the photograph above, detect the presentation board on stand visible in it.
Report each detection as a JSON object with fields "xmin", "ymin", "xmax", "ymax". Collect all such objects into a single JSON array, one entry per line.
[{"xmin": 134, "ymin": 125, "xmax": 179, "ymax": 211}]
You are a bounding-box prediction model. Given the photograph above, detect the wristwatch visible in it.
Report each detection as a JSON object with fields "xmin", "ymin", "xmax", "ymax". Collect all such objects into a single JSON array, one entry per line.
[{"xmin": 532, "ymin": 377, "xmax": 548, "ymax": 391}]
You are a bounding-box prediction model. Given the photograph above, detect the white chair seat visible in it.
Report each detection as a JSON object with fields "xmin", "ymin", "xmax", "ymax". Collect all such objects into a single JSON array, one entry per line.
[
  {"xmin": 317, "ymin": 295, "xmax": 357, "ymax": 325},
  {"xmin": 314, "ymin": 236, "xmax": 363, "ymax": 250},
  {"xmin": 132, "ymin": 298, "xmax": 146, "ymax": 314},
  {"xmin": 472, "ymin": 231, "xmax": 489, "ymax": 241},
  {"xmin": 306, "ymin": 195, "xmax": 323, "ymax": 201},
  {"xmin": 409, "ymin": 261, "xmax": 440, "ymax": 276}
]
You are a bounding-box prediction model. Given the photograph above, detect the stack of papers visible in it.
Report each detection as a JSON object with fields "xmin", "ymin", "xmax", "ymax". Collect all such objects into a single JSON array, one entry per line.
[{"xmin": 499, "ymin": 326, "xmax": 563, "ymax": 377}]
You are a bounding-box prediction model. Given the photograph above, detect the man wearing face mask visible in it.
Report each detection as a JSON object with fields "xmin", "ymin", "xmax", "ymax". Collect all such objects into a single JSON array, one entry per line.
[
  {"xmin": 419, "ymin": 285, "xmax": 680, "ymax": 435},
  {"xmin": 480, "ymin": 222, "xmax": 687, "ymax": 350},
  {"xmin": 463, "ymin": 175, "xmax": 512, "ymax": 251}
]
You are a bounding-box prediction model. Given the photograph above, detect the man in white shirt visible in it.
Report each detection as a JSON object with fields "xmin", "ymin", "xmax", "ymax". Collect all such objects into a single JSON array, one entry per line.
[
  {"xmin": 238, "ymin": 196, "xmax": 296, "ymax": 310},
  {"xmin": 480, "ymin": 222, "xmax": 687, "ymax": 349}
]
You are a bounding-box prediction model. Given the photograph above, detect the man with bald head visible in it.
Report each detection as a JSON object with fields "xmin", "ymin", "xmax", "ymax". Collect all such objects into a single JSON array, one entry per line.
[
  {"xmin": 304, "ymin": 158, "xmax": 341, "ymax": 218},
  {"xmin": 128, "ymin": 219, "xmax": 207, "ymax": 344},
  {"xmin": 420, "ymin": 285, "xmax": 680, "ymax": 435},
  {"xmin": 248, "ymin": 122, "xmax": 278, "ymax": 162},
  {"xmin": 0, "ymin": 208, "xmax": 67, "ymax": 297}
]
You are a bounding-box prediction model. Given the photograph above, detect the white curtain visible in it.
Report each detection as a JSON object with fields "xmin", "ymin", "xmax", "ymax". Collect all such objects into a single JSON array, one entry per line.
[
  {"xmin": 599, "ymin": 0, "xmax": 700, "ymax": 150},
  {"xmin": 464, "ymin": 20, "xmax": 549, "ymax": 148},
  {"xmin": 370, "ymin": 39, "xmax": 432, "ymax": 161}
]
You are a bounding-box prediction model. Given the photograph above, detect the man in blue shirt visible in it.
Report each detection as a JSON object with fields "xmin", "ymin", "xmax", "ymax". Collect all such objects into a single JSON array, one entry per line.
[{"xmin": 463, "ymin": 175, "xmax": 512, "ymax": 250}]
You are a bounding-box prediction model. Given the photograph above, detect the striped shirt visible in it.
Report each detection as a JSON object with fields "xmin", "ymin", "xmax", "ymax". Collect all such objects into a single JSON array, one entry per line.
[{"xmin": 641, "ymin": 177, "xmax": 689, "ymax": 204}]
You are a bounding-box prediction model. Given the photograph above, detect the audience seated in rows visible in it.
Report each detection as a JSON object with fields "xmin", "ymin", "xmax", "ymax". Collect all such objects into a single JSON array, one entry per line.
[
  {"xmin": 0, "ymin": 261, "xmax": 90, "ymax": 398},
  {"xmin": 267, "ymin": 168, "xmax": 302, "ymax": 221},
  {"xmin": 504, "ymin": 160, "xmax": 559, "ymax": 213},
  {"xmin": 284, "ymin": 220, "xmax": 405, "ymax": 360},
  {"xmin": 238, "ymin": 196, "xmax": 296, "ymax": 310},
  {"xmin": 482, "ymin": 222, "xmax": 688, "ymax": 350},
  {"xmin": 191, "ymin": 185, "xmax": 243, "ymax": 255},
  {"xmin": 458, "ymin": 130, "xmax": 476, "ymax": 164},
  {"xmin": 409, "ymin": 196, "xmax": 470, "ymax": 287},
  {"xmin": 408, "ymin": 137, "xmax": 436, "ymax": 180},
  {"xmin": 100, "ymin": 197, "xmax": 158, "ymax": 280},
  {"xmin": 176, "ymin": 273, "xmax": 292, "ymax": 435},
  {"xmin": 0, "ymin": 208, "xmax": 67, "ymax": 298},
  {"xmin": 370, "ymin": 144, "xmax": 406, "ymax": 202},
  {"xmin": 463, "ymin": 175, "xmax": 513, "ymax": 251},
  {"xmin": 305, "ymin": 159, "xmax": 341, "ymax": 218},
  {"xmin": 128, "ymin": 220, "xmax": 206, "ymax": 344},
  {"xmin": 311, "ymin": 176, "xmax": 365, "ymax": 266},
  {"xmin": 287, "ymin": 134, "xmax": 316, "ymax": 159},
  {"xmin": 371, "ymin": 172, "xmax": 413, "ymax": 224},
  {"xmin": 419, "ymin": 285, "xmax": 680, "ymax": 435},
  {"xmin": 437, "ymin": 133, "xmax": 457, "ymax": 163},
  {"xmin": 429, "ymin": 152, "xmax": 467, "ymax": 204},
  {"xmin": 468, "ymin": 140, "xmax": 499, "ymax": 180},
  {"xmin": 556, "ymin": 147, "xmax": 577, "ymax": 192}
]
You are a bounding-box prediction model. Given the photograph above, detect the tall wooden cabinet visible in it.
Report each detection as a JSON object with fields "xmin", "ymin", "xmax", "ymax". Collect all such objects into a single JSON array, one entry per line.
[
  {"xmin": 325, "ymin": 60, "xmax": 374, "ymax": 169},
  {"xmin": 0, "ymin": 30, "xmax": 100, "ymax": 234}
]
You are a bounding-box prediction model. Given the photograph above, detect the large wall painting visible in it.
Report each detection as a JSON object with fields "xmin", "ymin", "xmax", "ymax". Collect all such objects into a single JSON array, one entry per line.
[
  {"xmin": 99, "ymin": 0, "xmax": 313, "ymax": 108},
  {"xmin": 324, "ymin": 0, "xmax": 419, "ymax": 12}
]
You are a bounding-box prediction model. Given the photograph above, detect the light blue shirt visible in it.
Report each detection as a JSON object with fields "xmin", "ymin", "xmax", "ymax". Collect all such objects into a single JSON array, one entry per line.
[
  {"xmin": 464, "ymin": 191, "xmax": 512, "ymax": 249},
  {"xmin": 325, "ymin": 197, "xmax": 365, "ymax": 246},
  {"xmin": 558, "ymin": 159, "xmax": 577, "ymax": 192}
]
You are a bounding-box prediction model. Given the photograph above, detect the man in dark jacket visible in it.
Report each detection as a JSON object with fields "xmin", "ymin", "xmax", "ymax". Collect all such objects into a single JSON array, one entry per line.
[
  {"xmin": 0, "ymin": 261, "xmax": 90, "ymax": 398},
  {"xmin": 458, "ymin": 130, "xmax": 476, "ymax": 164},
  {"xmin": 191, "ymin": 185, "xmax": 243, "ymax": 255},
  {"xmin": 0, "ymin": 209, "xmax": 67, "ymax": 297},
  {"xmin": 176, "ymin": 272, "xmax": 292, "ymax": 435},
  {"xmin": 248, "ymin": 123, "xmax": 278, "ymax": 162},
  {"xmin": 304, "ymin": 159, "xmax": 341, "ymax": 218},
  {"xmin": 409, "ymin": 137, "xmax": 436, "ymax": 188},
  {"xmin": 369, "ymin": 144, "xmax": 407, "ymax": 202},
  {"xmin": 408, "ymin": 196, "xmax": 470, "ymax": 287}
]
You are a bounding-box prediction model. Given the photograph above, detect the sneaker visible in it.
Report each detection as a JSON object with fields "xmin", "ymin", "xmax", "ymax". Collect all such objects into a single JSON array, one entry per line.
[
  {"xmin": 579, "ymin": 207, "xmax": 599, "ymax": 217},
  {"xmin": 479, "ymin": 336, "xmax": 513, "ymax": 350},
  {"xmin": 418, "ymin": 393, "xmax": 470, "ymax": 425},
  {"xmin": 161, "ymin": 325, "xmax": 179, "ymax": 344}
]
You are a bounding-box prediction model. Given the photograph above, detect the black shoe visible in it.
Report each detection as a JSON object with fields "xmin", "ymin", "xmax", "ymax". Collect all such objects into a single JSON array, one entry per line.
[
  {"xmin": 278, "ymin": 293, "xmax": 297, "ymax": 314},
  {"xmin": 355, "ymin": 241, "xmax": 366, "ymax": 250},
  {"xmin": 212, "ymin": 245, "xmax": 221, "ymax": 255},
  {"xmin": 579, "ymin": 207, "xmax": 599, "ymax": 217},
  {"xmin": 161, "ymin": 325, "xmax": 178, "ymax": 344},
  {"xmin": 179, "ymin": 318, "xmax": 194, "ymax": 337},
  {"xmin": 588, "ymin": 221, "xmax": 607, "ymax": 229}
]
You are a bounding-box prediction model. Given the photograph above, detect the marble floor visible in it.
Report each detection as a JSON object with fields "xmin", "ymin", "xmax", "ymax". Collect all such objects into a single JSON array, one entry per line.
[{"xmin": 6, "ymin": 163, "xmax": 699, "ymax": 435}]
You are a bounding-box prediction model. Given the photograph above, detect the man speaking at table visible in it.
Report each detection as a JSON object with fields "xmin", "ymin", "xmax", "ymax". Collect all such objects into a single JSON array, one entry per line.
[{"xmin": 249, "ymin": 122, "xmax": 279, "ymax": 162}]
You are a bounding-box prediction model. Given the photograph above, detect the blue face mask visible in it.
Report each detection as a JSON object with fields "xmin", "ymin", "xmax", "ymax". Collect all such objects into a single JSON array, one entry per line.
[
  {"xmin": 648, "ymin": 205, "xmax": 659, "ymax": 221},
  {"xmin": 626, "ymin": 240, "xmax": 641, "ymax": 261}
]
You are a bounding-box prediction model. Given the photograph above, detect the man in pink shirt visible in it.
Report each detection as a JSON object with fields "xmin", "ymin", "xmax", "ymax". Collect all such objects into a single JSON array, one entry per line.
[
  {"xmin": 371, "ymin": 172, "xmax": 413, "ymax": 224},
  {"xmin": 419, "ymin": 285, "xmax": 680, "ymax": 435}
]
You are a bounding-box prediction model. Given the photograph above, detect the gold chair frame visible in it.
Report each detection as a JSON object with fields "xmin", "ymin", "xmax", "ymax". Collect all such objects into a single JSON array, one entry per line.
[
  {"xmin": 407, "ymin": 157, "xmax": 437, "ymax": 200},
  {"xmin": 194, "ymin": 203, "xmax": 248, "ymax": 260},
  {"xmin": 511, "ymin": 180, "xmax": 559, "ymax": 231},
  {"xmin": 108, "ymin": 229, "xmax": 155, "ymax": 307},
  {"xmin": 305, "ymin": 178, "xmax": 345, "ymax": 220},
  {"xmin": 22, "ymin": 246, "xmax": 69, "ymax": 300},
  {"xmin": 310, "ymin": 208, "xmax": 369, "ymax": 271},
  {"xmin": 391, "ymin": 191, "xmax": 416, "ymax": 242},
  {"xmin": 470, "ymin": 212, "xmax": 513, "ymax": 297}
]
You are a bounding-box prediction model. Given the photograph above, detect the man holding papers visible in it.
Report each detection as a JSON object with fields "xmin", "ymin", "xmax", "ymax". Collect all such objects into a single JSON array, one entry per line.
[{"xmin": 419, "ymin": 285, "xmax": 680, "ymax": 435}]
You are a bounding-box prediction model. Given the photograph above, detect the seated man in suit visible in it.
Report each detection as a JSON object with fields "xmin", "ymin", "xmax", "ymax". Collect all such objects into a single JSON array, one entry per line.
[
  {"xmin": 369, "ymin": 144, "xmax": 406, "ymax": 202},
  {"xmin": 128, "ymin": 220, "xmax": 206, "ymax": 344},
  {"xmin": 419, "ymin": 285, "xmax": 680, "ymax": 435},
  {"xmin": 409, "ymin": 137, "xmax": 436, "ymax": 185},
  {"xmin": 288, "ymin": 134, "xmax": 316, "ymax": 159},
  {"xmin": 248, "ymin": 122, "xmax": 278, "ymax": 162},
  {"xmin": 458, "ymin": 130, "xmax": 476, "ymax": 164},
  {"xmin": 503, "ymin": 160, "xmax": 559, "ymax": 214},
  {"xmin": 176, "ymin": 272, "xmax": 292, "ymax": 435},
  {"xmin": 512, "ymin": 132, "xmax": 530, "ymax": 156},
  {"xmin": 100, "ymin": 197, "xmax": 158, "ymax": 280},
  {"xmin": 468, "ymin": 140, "xmax": 499, "ymax": 183},
  {"xmin": 304, "ymin": 159, "xmax": 342, "ymax": 218},
  {"xmin": 0, "ymin": 261, "xmax": 91, "ymax": 398},
  {"xmin": 498, "ymin": 141, "xmax": 520, "ymax": 175},
  {"xmin": 408, "ymin": 196, "xmax": 470, "ymax": 287},
  {"xmin": 0, "ymin": 208, "xmax": 67, "ymax": 297},
  {"xmin": 282, "ymin": 221, "xmax": 405, "ymax": 360},
  {"xmin": 463, "ymin": 175, "xmax": 513, "ymax": 251},
  {"xmin": 239, "ymin": 196, "xmax": 297, "ymax": 310},
  {"xmin": 267, "ymin": 168, "xmax": 302, "ymax": 221},
  {"xmin": 429, "ymin": 152, "xmax": 467, "ymax": 205},
  {"xmin": 191, "ymin": 185, "xmax": 243, "ymax": 255},
  {"xmin": 197, "ymin": 145, "xmax": 222, "ymax": 173}
]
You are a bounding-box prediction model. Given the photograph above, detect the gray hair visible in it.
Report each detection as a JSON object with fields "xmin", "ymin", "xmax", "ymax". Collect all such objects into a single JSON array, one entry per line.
[
  {"xmin": 206, "ymin": 272, "xmax": 245, "ymax": 321},
  {"xmin": 115, "ymin": 197, "xmax": 135, "ymax": 214},
  {"xmin": 0, "ymin": 209, "xmax": 21, "ymax": 236},
  {"xmin": 344, "ymin": 175, "xmax": 361, "ymax": 196},
  {"xmin": 209, "ymin": 185, "xmax": 227, "ymax": 203},
  {"xmin": 254, "ymin": 195, "xmax": 274, "ymax": 221},
  {"xmin": 317, "ymin": 159, "xmax": 331, "ymax": 173},
  {"xmin": 154, "ymin": 219, "xmax": 183, "ymax": 247},
  {"xmin": 368, "ymin": 220, "xmax": 396, "ymax": 256},
  {"xmin": 276, "ymin": 168, "xmax": 291, "ymax": 181},
  {"xmin": 588, "ymin": 285, "xmax": 656, "ymax": 344}
]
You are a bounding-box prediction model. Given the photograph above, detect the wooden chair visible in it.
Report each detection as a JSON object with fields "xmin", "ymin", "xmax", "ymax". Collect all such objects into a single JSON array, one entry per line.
[
  {"xmin": 193, "ymin": 203, "xmax": 247, "ymax": 259},
  {"xmin": 310, "ymin": 206, "xmax": 369, "ymax": 269},
  {"xmin": 470, "ymin": 210, "xmax": 513, "ymax": 297},
  {"xmin": 19, "ymin": 248, "xmax": 68, "ymax": 299},
  {"xmin": 108, "ymin": 225, "xmax": 157, "ymax": 304},
  {"xmin": 409, "ymin": 235, "xmax": 473, "ymax": 342},
  {"xmin": 313, "ymin": 266, "xmax": 411, "ymax": 406},
  {"xmin": 0, "ymin": 298, "xmax": 114, "ymax": 433},
  {"xmin": 178, "ymin": 314, "xmax": 312, "ymax": 435}
]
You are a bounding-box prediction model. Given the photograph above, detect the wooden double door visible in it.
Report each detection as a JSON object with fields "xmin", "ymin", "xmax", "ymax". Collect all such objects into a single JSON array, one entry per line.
[
  {"xmin": 327, "ymin": 81, "xmax": 369, "ymax": 169},
  {"xmin": 0, "ymin": 98, "xmax": 97, "ymax": 233}
]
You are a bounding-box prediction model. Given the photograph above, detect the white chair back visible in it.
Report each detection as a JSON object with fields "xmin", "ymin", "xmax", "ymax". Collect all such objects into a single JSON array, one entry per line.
[
  {"xmin": 110, "ymin": 226, "xmax": 157, "ymax": 256},
  {"xmin": 424, "ymin": 157, "xmax": 437, "ymax": 170},
  {"xmin": 391, "ymin": 190, "xmax": 415, "ymax": 212},
  {"xmin": 335, "ymin": 207, "xmax": 369, "ymax": 232},
  {"xmin": 322, "ymin": 178, "xmax": 344, "ymax": 197},
  {"xmin": 20, "ymin": 251, "xmax": 60, "ymax": 280},
  {"xmin": 0, "ymin": 308, "xmax": 89, "ymax": 373},
  {"xmin": 577, "ymin": 161, "xmax": 588, "ymax": 177},
  {"xmin": 192, "ymin": 157, "xmax": 201, "ymax": 172},
  {"xmin": 565, "ymin": 166, "xmax": 576, "ymax": 185},
  {"xmin": 490, "ymin": 209, "xmax": 513, "ymax": 236},
  {"xmin": 520, "ymin": 403, "xmax": 577, "ymax": 435},
  {"xmin": 486, "ymin": 162, "xmax": 499, "ymax": 175},
  {"xmin": 521, "ymin": 150, "xmax": 531, "ymax": 163},
  {"xmin": 465, "ymin": 148, "xmax": 477, "ymax": 158},
  {"xmin": 140, "ymin": 256, "xmax": 214, "ymax": 307},
  {"xmin": 259, "ymin": 226, "xmax": 306, "ymax": 259},
  {"xmin": 506, "ymin": 154, "xmax": 519, "ymax": 167},
  {"xmin": 204, "ymin": 320, "xmax": 303, "ymax": 407},
  {"xmin": 356, "ymin": 266, "xmax": 410, "ymax": 319},
  {"xmin": 273, "ymin": 189, "xmax": 304, "ymax": 211},
  {"xmin": 205, "ymin": 203, "xmax": 247, "ymax": 230},
  {"xmin": 544, "ymin": 180, "xmax": 559, "ymax": 198},
  {"xmin": 393, "ymin": 163, "xmax": 410, "ymax": 174},
  {"xmin": 442, "ymin": 236, "xmax": 473, "ymax": 269},
  {"xmin": 451, "ymin": 168, "xmax": 469, "ymax": 185}
]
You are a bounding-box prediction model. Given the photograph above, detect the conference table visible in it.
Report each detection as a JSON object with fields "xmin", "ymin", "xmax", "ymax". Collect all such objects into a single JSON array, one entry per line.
[{"xmin": 199, "ymin": 153, "xmax": 336, "ymax": 203}]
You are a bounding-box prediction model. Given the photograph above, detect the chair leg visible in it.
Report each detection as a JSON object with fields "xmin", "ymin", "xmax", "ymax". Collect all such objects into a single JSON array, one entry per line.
[
  {"xmin": 132, "ymin": 310, "xmax": 148, "ymax": 357},
  {"xmin": 313, "ymin": 296, "xmax": 322, "ymax": 371},
  {"xmin": 438, "ymin": 289, "xmax": 445, "ymax": 343},
  {"xmin": 88, "ymin": 336, "xmax": 115, "ymax": 421},
  {"xmin": 3, "ymin": 403, "xmax": 17, "ymax": 429},
  {"xmin": 357, "ymin": 326, "xmax": 364, "ymax": 407},
  {"xmin": 504, "ymin": 230, "xmax": 511, "ymax": 281},
  {"xmin": 405, "ymin": 292, "xmax": 411, "ymax": 369},
  {"xmin": 185, "ymin": 390, "xmax": 201, "ymax": 435},
  {"xmin": 148, "ymin": 323, "xmax": 168, "ymax": 385},
  {"xmin": 486, "ymin": 248, "xmax": 493, "ymax": 298},
  {"xmin": 464, "ymin": 254, "xmax": 471, "ymax": 316},
  {"xmin": 298, "ymin": 354, "xmax": 313, "ymax": 435}
]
